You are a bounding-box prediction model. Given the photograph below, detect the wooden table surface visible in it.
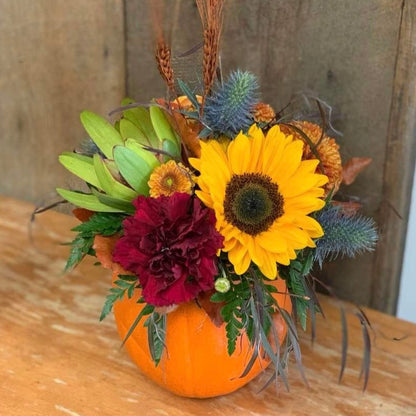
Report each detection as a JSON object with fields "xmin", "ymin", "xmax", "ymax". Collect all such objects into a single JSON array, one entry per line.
[{"xmin": 1, "ymin": 195, "xmax": 415, "ymax": 416}]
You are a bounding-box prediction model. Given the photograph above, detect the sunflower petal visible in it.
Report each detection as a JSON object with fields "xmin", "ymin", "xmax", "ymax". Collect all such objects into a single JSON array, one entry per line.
[
  {"xmin": 247, "ymin": 124, "xmax": 265, "ymax": 171},
  {"xmin": 259, "ymin": 254, "xmax": 277, "ymax": 279},
  {"xmin": 227, "ymin": 133, "xmax": 251, "ymax": 174},
  {"xmin": 229, "ymin": 243, "xmax": 251, "ymax": 275}
]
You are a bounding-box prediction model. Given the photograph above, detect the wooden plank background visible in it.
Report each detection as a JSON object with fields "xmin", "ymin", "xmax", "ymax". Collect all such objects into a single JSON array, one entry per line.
[
  {"xmin": 0, "ymin": 0, "xmax": 125, "ymax": 204},
  {"xmin": 1, "ymin": 0, "xmax": 415, "ymax": 313}
]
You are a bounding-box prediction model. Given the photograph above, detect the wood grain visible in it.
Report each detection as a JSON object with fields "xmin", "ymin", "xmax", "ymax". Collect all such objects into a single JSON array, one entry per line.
[
  {"xmin": 370, "ymin": 0, "xmax": 416, "ymax": 313},
  {"xmin": 1, "ymin": 196, "xmax": 416, "ymax": 416},
  {"xmin": 0, "ymin": 0, "xmax": 125, "ymax": 205},
  {"xmin": 124, "ymin": 0, "xmax": 415, "ymax": 311}
]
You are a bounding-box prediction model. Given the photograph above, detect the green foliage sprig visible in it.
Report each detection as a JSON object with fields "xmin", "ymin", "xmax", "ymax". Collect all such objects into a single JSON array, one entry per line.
[
  {"xmin": 64, "ymin": 212, "xmax": 126, "ymax": 272},
  {"xmin": 279, "ymin": 251, "xmax": 314, "ymax": 331},
  {"xmin": 210, "ymin": 269, "xmax": 277, "ymax": 356},
  {"xmin": 100, "ymin": 274, "xmax": 139, "ymax": 321},
  {"xmin": 144, "ymin": 312, "xmax": 167, "ymax": 366}
]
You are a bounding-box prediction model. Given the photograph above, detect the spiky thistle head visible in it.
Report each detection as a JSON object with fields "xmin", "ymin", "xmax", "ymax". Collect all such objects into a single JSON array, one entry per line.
[
  {"xmin": 202, "ymin": 70, "xmax": 259, "ymax": 137},
  {"xmin": 314, "ymin": 204, "xmax": 378, "ymax": 267}
]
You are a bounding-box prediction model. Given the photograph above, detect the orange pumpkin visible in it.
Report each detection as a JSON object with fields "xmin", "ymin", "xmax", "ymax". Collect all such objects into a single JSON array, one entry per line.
[{"xmin": 95, "ymin": 235, "xmax": 292, "ymax": 398}]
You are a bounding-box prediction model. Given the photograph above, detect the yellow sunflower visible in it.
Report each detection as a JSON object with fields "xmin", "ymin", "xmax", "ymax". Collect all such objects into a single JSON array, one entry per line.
[{"xmin": 189, "ymin": 124, "xmax": 328, "ymax": 279}]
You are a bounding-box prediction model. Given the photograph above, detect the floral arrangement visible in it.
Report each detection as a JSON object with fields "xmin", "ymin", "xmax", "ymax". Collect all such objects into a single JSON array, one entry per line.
[{"xmin": 56, "ymin": 0, "xmax": 377, "ymax": 398}]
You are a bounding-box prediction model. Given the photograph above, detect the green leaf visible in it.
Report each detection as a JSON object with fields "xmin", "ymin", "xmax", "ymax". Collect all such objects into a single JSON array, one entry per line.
[
  {"xmin": 119, "ymin": 119, "xmax": 148, "ymax": 143},
  {"xmin": 149, "ymin": 106, "xmax": 180, "ymax": 151},
  {"xmin": 144, "ymin": 312, "xmax": 166, "ymax": 366},
  {"xmin": 64, "ymin": 235, "xmax": 94, "ymax": 272},
  {"xmin": 177, "ymin": 79, "xmax": 200, "ymax": 110},
  {"xmin": 90, "ymin": 188, "xmax": 135, "ymax": 214},
  {"xmin": 72, "ymin": 211, "xmax": 125, "ymax": 236},
  {"xmin": 210, "ymin": 292, "xmax": 228, "ymax": 303},
  {"xmin": 225, "ymin": 314, "xmax": 242, "ymax": 355},
  {"xmin": 65, "ymin": 211, "xmax": 125, "ymax": 272},
  {"xmin": 198, "ymin": 127, "xmax": 212, "ymax": 138},
  {"xmin": 295, "ymin": 298, "xmax": 309, "ymax": 331},
  {"xmin": 117, "ymin": 274, "xmax": 139, "ymax": 282},
  {"xmin": 124, "ymin": 139, "xmax": 160, "ymax": 170},
  {"xmin": 100, "ymin": 295, "xmax": 117, "ymax": 321},
  {"xmin": 80, "ymin": 111, "xmax": 123, "ymax": 159},
  {"xmin": 122, "ymin": 101, "xmax": 159, "ymax": 148},
  {"xmin": 113, "ymin": 146, "xmax": 152, "ymax": 194},
  {"xmin": 59, "ymin": 152, "xmax": 101, "ymax": 189},
  {"xmin": 162, "ymin": 139, "xmax": 180, "ymax": 161},
  {"xmin": 56, "ymin": 188, "xmax": 125, "ymax": 212},
  {"xmin": 93, "ymin": 154, "xmax": 138, "ymax": 201},
  {"xmin": 100, "ymin": 276, "xmax": 138, "ymax": 321},
  {"xmin": 121, "ymin": 303, "xmax": 154, "ymax": 347}
]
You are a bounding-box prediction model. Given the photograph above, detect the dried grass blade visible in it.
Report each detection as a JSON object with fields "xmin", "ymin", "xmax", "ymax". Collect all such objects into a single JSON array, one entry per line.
[
  {"xmin": 141, "ymin": 145, "xmax": 181, "ymax": 161},
  {"xmin": 357, "ymin": 307, "xmax": 373, "ymax": 329},
  {"xmin": 356, "ymin": 312, "xmax": 371, "ymax": 391},
  {"xmin": 250, "ymin": 298, "xmax": 278, "ymax": 368},
  {"xmin": 305, "ymin": 277, "xmax": 325, "ymax": 318},
  {"xmin": 258, "ymin": 371, "xmax": 278, "ymax": 393},
  {"xmin": 240, "ymin": 345, "xmax": 259, "ymax": 378},
  {"xmin": 315, "ymin": 99, "xmax": 326, "ymax": 147},
  {"xmin": 338, "ymin": 305, "xmax": 348, "ymax": 383},
  {"xmin": 177, "ymin": 41, "xmax": 204, "ymax": 58},
  {"xmin": 259, "ymin": 311, "xmax": 290, "ymax": 392},
  {"xmin": 309, "ymin": 298, "xmax": 317, "ymax": 345},
  {"xmin": 280, "ymin": 309, "xmax": 309, "ymax": 387}
]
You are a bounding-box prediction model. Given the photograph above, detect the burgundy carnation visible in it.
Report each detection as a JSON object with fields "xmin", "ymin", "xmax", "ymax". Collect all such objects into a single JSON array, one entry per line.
[{"xmin": 113, "ymin": 193, "xmax": 224, "ymax": 307}]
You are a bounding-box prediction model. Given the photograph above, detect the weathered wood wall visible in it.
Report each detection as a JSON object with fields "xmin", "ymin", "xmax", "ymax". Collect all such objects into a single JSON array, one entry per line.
[
  {"xmin": 0, "ymin": 0, "xmax": 125, "ymax": 204},
  {"xmin": 125, "ymin": 0, "xmax": 416, "ymax": 313},
  {"xmin": 1, "ymin": 0, "xmax": 415, "ymax": 313}
]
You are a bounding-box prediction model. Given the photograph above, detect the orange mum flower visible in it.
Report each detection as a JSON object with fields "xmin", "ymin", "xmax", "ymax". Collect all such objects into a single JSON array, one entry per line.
[
  {"xmin": 253, "ymin": 102, "xmax": 276, "ymax": 123},
  {"xmin": 280, "ymin": 121, "xmax": 342, "ymax": 195},
  {"xmin": 148, "ymin": 160, "xmax": 194, "ymax": 198}
]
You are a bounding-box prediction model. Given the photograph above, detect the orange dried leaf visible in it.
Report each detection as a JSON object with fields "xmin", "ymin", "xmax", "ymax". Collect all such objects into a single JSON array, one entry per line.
[
  {"xmin": 72, "ymin": 208, "xmax": 94, "ymax": 223},
  {"xmin": 172, "ymin": 113, "xmax": 202, "ymax": 158},
  {"xmin": 332, "ymin": 200, "xmax": 362, "ymax": 216},
  {"xmin": 197, "ymin": 290, "xmax": 224, "ymax": 327},
  {"xmin": 342, "ymin": 157, "xmax": 372, "ymax": 185},
  {"xmin": 93, "ymin": 235, "xmax": 126, "ymax": 274}
]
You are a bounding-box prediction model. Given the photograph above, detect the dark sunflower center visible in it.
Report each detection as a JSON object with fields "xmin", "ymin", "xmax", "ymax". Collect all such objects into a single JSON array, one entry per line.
[{"xmin": 224, "ymin": 173, "xmax": 284, "ymax": 236}]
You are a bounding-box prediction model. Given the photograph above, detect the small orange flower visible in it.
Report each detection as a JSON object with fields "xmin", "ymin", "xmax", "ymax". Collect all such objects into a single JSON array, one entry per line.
[
  {"xmin": 280, "ymin": 121, "xmax": 342, "ymax": 195},
  {"xmin": 148, "ymin": 160, "xmax": 194, "ymax": 198},
  {"xmin": 253, "ymin": 102, "xmax": 276, "ymax": 123}
]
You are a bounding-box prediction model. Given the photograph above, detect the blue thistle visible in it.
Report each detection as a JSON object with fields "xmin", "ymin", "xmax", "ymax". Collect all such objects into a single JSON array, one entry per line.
[
  {"xmin": 314, "ymin": 205, "xmax": 378, "ymax": 267},
  {"xmin": 202, "ymin": 70, "xmax": 259, "ymax": 138}
]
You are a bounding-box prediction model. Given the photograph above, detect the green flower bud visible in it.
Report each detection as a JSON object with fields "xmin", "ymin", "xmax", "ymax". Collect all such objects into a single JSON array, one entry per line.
[{"xmin": 215, "ymin": 277, "xmax": 231, "ymax": 293}]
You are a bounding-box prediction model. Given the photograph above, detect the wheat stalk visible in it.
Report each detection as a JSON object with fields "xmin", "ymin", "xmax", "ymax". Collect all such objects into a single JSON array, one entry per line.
[
  {"xmin": 150, "ymin": 0, "xmax": 176, "ymax": 94},
  {"xmin": 196, "ymin": 0, "xmax": 225, "ymax": 104},
  {"xmin": 156, "ymin": 40, "xmax": 175, "ymax": 92}
]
